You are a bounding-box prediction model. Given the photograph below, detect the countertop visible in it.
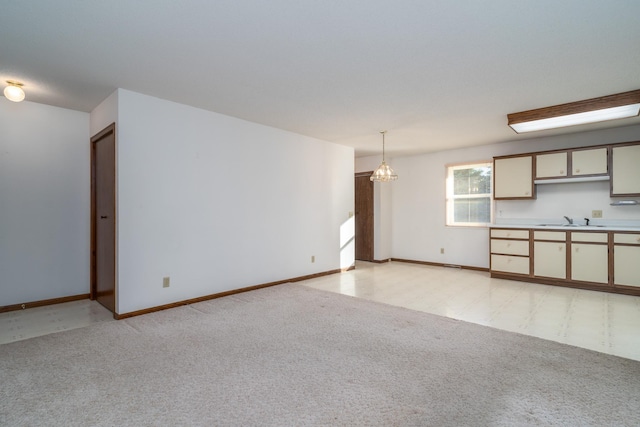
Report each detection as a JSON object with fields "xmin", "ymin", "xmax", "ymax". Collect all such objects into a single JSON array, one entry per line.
[{"xmin": 490, "ymin": 224, "xmax": 640, "ymax": 232}]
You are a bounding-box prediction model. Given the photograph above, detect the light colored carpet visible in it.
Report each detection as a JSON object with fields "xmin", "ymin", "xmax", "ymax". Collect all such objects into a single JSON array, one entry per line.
[{"xmin": 1, "ymin": 284, "xmax": 639, "ymax": 426}]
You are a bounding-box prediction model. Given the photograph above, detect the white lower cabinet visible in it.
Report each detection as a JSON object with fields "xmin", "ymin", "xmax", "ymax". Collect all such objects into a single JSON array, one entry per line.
[
  {"xmin": 614, "ymin": 233, "xmax": 640, "ymax": 288},
  {"xmin": 571, "ymin": 243, "xmax": 608, "ymax": 284},
  {"xmin": 534, "ymin": 241, "xmax": 566, "ymax": 279},
  {"xmin": 614, "ymin": 246, "xmax": 640, "ymax": 287},
  {"xmin": 490, "ymin": 229, "xmax": 530, "ymax": 275},
  {"xmin": 491, "ymin": 228, "xmax": 640, "ymax": 295}
]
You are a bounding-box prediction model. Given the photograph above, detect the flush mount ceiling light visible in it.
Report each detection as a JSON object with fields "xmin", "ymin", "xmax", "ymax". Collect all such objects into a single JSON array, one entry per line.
[
  {"xmin": 4, "ymin": 80, "xmax": 26, "ymax": 102},
  {"xmin": 370, "ymin": 130, "xmax": 398, "ymax": 182},
  {"xmin": 508, "ymin": 89, "xmax": 640, "ymax": 133}
]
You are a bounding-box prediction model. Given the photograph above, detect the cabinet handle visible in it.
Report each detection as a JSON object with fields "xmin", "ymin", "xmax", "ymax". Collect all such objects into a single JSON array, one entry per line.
[
  {"xmin": 575, "ymin": 247, "xmax": 580, "ymax": 253},
  {"xmin": 636, "ymin": 236, "xmax": 640, "ymax": 243},
  {"xmin": 560, "ymin": 170, "xmax": 564, "ymax": 174},
  {"xmin": 575, "ymin": 168, "xmax": 580, "ymax": 173},
  {"xmin": 558, "ymin": 246, "xmax": 563, "ymax": 251},
  {"xmin": 507, "ymin": 242, "xmax": 511, "ymax": 247},
  {"xmin": 525, "ymin": 191, "xmax": 530, "ymax": 195}
]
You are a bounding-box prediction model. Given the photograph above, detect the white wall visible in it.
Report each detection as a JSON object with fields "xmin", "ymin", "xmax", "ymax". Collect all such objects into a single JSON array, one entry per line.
[
  {"xmin": 390, "ymin": 124, "xmax": 640, "ymax": 268},
  {"xmin": 90, "ymin": 90, "xmax": 118, "ymax": 136},
  {"xmin": 0, "ymin": 99, "xmax": 90, "ymax": 305},
  {"xmin": 107, "ymin": 90, "xmax": 354, "ymax": 314}
]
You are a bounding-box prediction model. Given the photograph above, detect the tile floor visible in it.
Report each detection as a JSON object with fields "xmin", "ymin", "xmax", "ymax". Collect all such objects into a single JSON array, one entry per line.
[
  {"xmin": 300, "ymin": 261, "xmax": 640, "ymax": 361},
  {"xmin": 2, "ymin": 261, "xmax": 639, "ymax": 362},
  {"xmin": 0, "ymin": 299, "xmax": 114, "ymax": 345}
]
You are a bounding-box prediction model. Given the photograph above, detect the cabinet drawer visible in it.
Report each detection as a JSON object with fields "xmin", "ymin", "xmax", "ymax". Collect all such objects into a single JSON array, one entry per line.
[
  {"xmin": 534, "ymin": 231, "xmax": 566, "ymax": 241},
  {"xmin": 491, "ymin": 254, "xmax": 529, "ymax": 275},
  {"xmin": 490, "ymin": 229, "xmax": 529, "ymax": 239},
  {"xmin": 491, "ymin": 239, "xmax": 529, "ymax": 256},
  {"xmin": 571, "ymin": 232, "xmax": 608, "ymax": 243},
  {"xmin": 614, "ymin": 233, "xmax": 640, "ymax": 245}
]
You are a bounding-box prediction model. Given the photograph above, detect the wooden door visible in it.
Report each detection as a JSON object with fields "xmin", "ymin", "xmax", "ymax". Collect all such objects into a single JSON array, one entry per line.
[
  {"xmin": 91, "ymin": 124, "xmax": 116, "ymax": 314},
  {"xmin": 355, "ymin": 173, "xmax": 374, "ymax": 261}
]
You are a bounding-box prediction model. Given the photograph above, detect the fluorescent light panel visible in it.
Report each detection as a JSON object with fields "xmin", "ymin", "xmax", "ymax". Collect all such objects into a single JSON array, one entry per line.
[
  {"xmin": 508, "ymin": 89, "xmax": 640, "ymax": 134},
  {"xmin": 510, "ymin": 104, "xmax": 640, "ymax": 133}
]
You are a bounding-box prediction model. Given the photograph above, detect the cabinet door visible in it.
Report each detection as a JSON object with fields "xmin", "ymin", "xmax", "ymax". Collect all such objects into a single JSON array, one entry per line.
[
  {"xmin": 534, "ymin": 241, "xmax": 566, "ymax": 279},
  {"xmin": 494, "ymin": 156, "xmax": 534, "ymax": 199},
  {"xmin": 536, "ymin": 152, "xmax": 567, "ymax": 178},
  {"xmin": 571, "ymin": 244, "xmax": 608, "ymax": 284},
  {"xmin": 572, "ymin": 147, "xmax": 608, "ymax": 176},
  {"xmin": 614, "ymin": 245, "xmax": 640, "ymax": 287},
  {"xmin": 611, "ymin": 144, "xmax": 640, "ymax": 196}
]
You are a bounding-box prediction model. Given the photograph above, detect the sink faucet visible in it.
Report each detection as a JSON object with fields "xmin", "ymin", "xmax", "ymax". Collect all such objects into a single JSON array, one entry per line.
[{"xmin": 563, "ymin": 216, "xmax": 573, "ymax": 225}]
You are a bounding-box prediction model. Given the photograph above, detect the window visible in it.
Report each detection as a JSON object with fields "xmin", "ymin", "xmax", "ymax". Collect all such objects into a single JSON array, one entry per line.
[{"xmin": 446, "ymin": 162, "xmax": 492, "ymax": 227}]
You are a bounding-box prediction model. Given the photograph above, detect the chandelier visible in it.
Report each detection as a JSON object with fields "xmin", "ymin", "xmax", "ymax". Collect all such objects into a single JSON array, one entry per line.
[{"xmin": 370, "ymin": 131, "xmax": 398, "ymax": 182}]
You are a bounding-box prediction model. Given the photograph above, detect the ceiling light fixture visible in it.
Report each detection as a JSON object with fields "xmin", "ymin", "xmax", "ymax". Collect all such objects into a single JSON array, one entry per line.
[
  {"xmin": 370, "ymin": 130, "xmax": 398, "ymax": 182},
  {"xmin": 508, "ymin": 89, "xmax": 640, "ymax": 133},
  {"xmin": 4, "ymin": 80, "xmax": 26, "ymax": 102}
]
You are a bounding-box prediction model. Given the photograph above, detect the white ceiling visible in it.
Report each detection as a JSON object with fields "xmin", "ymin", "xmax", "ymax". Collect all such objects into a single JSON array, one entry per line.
[{"xmin": 2, "ymin": 1, "xmax": 640, "ymax": 157}]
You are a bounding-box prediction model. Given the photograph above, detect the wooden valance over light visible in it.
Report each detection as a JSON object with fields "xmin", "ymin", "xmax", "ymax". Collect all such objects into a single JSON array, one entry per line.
[{"xmin": 508, "ymin": 89, "xmax": 640, "ymax": 133}]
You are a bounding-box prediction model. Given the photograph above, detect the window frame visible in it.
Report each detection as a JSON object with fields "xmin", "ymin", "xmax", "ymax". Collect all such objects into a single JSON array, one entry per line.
[{"xmin": 445, "ymin": 161, "xmax": 493, "ymax": 227}]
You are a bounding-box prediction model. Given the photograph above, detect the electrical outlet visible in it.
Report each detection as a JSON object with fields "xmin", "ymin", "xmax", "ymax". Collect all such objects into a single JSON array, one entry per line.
[
  {"xmin": 163, "ymin": 277, "xmax": 170, "ymax": 288},
  {"xmin": 311, "ymin": 255, "xmax": 315, "ymax": 263},
  {"xmin": 592, "ymin": 210, "xmax": 603, "ymax": 218},
  {"xmin": 440, "ymin": 248, "xmax": 445, "ymax": 254}
]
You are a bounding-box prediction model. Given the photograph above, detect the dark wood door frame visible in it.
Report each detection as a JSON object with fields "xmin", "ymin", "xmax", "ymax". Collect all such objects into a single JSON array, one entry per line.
[
  {"xmin": 355, "ymin": 172, "xmax": 374, "ymax": 262},
  {"xmin": 90, "ymin": 123, "xmax": 116, "ymax": 315}
]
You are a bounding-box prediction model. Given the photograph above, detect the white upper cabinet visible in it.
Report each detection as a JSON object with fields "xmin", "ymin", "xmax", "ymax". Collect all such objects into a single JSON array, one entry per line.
[
  {"xmin": 611, "ymin": 143, "xmax": 640, "ymax": 196},
  {"xmin": 536, "ymin": 152, "xmax": 568, "ymax": 179},
  {"xmin": 572, "ymin": 147, "xmax": 608, "ymax": 176},
  {"xmin": 494, "ymin": 155, "xmax": 534, "ymax": 199},
  {"xmin": 495, "ymin": 140, "xmax": 638, "ymax": 197},
  {"xmin": 535, "ymin": 147, "xmax": 608, "ymax": 180}
]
